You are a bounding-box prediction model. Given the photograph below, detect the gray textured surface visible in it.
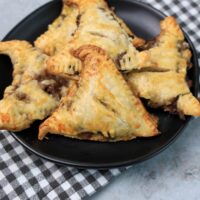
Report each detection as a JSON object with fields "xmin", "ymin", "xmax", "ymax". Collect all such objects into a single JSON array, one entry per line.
[
  {"xmin": 1, "ymin": 1, "xmax": 200, "ymax": 200},
  {"xmin": 91, "ymin": 119, "xmax": 200, "ymax": 200}
]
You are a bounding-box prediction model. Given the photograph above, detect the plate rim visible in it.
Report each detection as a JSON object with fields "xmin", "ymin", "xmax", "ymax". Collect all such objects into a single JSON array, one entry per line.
[{"xmin": 2, "ymin": 0, "xmax": 199, "ymax": 169}]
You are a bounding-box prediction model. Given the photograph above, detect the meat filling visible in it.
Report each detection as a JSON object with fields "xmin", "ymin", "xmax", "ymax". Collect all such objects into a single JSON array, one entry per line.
[{"xmin": 36, "ymin": 72, "xmax": 69, "ymax": 99}]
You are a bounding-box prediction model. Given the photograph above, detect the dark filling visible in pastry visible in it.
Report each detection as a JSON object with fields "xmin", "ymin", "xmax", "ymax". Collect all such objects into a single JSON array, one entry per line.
[
  {"xmin": 128, "ymin": 34, "xmax": 135, "ymax": 39},
  {"xmin": 164, "ymin": 96, "xmax": 185, "ymax": 119},
  {"xmin": 98, "ymin": 7, "xmax": 106, "ymax": 12},
  {"xmin": 76, "ymin": 14, "xmax": 81, "ymax": 27},
  {"xmin": 139, "ymin": 39, "xmax": 192, "ymax": 69},
  {"xmin": 95, "ymin": 97, "xmax": 118, "ymax": 115},
  {"xmin": 68, "ymin": 64, "xmax": 78, "ymax": 73},
  {"xmin": 66, "ymin": 100, "xmax": 73, "ymax": 110},
  {"xmin": 116, "ymin": 51, "xmax": 127, "ymax": 68},
  {"xmin": 36, "ymin": 72, "xmax": 69, "ymax": 99},
  {"xmin": 186, "ymin": 78, "xmax": 193, "ymax": 88},
  {"xmin": 72, "ymin": 14, "xmax": 82, "ymax": 36},
  {"xmin": 78, "ymin": 132, "xmax": 93, "ymax": 139},
  {"xmin": 98, "ymin": 7, "xmax": 118, "ymax": 22},
  {"xmin": 60, "ymin": 14, "xmax": 67, "ymax": 19},
  {"xmin": 56, "ymin": 15, "xmax": 67, "ymax": 28},
  {"xmin": 162, "ymin": 96, "xmax": 179, "ymax": 114},
  {"xmin": 138, "ymin": 39, "xmax": 157, "ymax": 51},
  {"xmin": 177, "ymin": 41, "xmax": 189, "ymax": 52},
  {"xmin": 15, "ymin": 92, "xmax": 30, "ymax": 103},
  {"xmin": 139, "ymin": 40, "xmax": 190, "ymax": 52},
  {"xmin": 77, "ymin": 132, "xmax": 111, "ymax": 140}
]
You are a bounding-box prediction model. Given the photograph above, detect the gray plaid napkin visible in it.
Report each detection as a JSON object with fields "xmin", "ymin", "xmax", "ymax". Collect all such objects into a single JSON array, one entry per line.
[{"xmin": 0, "ymin": 0, "xmax": 200, "ymax": 199}]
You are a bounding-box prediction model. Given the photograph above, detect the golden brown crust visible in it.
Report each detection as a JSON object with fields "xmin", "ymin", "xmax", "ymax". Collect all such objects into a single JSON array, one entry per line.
[
  {"xmin": 35, "ymin": 0, "xmax": 144, "ymax": 57},
  {"xmin": 0, "ymin": 41, "xmax": 70, "ymax": 131},
  {"xmin": 126, "ymin": 71, "xmax": 200, "ymax": 116},
  {"xmin": 109, "ymin": 9, "xmax": 146, "ymax": 48},
  {"xmin": 138, "ymin": 16, "xmax": 192, "ymax": 73},
  {"xmin": 177, "ymin": 93, "xmax": 200, "ymax": 116},
  {"xmin": 126, "ymin": 71, "xmax": 190, "ymax": 107},
  {"xmin": 34, "ymin": 3, "xmax": 79, "ymax": 55},
  {"xmin": 46, "ymin": 13, "xmax": 191, "ymax": 78},
  {"xmin": 46, "ymin": 0, "xmax": 142, "ymax": 77},
  {"xmin": 36, "ymin": 0, "xmax": 191, "ymax": 77},
  {"xmin": 0, "ymin": 1, "xmax": 195, "ymax": 141},
  {"xmin": 39, "ymin": 45, "xmax": 158, "ymax": 141},
  {"xmin": 0, "ymin": 40, "xmax": 33, "ymax": 94}
]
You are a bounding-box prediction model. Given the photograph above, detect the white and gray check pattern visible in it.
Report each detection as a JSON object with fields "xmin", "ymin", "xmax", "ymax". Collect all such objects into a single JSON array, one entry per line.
[
  {"xmin": 0, "ymin": 131, "xmax": 124, "ymax": 199},
  {"xmin": 0, "ymin": 0, "xmax": 200, "ymax": 199}
]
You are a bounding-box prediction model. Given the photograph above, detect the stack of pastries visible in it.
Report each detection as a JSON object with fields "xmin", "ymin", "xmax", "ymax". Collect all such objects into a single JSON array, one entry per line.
[{"xmin": 0, "ymin": 0, "xmax": 199, "ymax": 142}]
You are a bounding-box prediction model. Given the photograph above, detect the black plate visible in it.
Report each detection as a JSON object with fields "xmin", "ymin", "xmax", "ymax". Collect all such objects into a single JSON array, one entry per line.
[{"xmin": 1, "ymin": 0, "xmax": 199, "ymax": 169}]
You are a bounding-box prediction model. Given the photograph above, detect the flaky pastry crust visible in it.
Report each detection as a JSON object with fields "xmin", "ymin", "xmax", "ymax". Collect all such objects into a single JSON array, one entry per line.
[
  {"xmin": 39, "ymin": 45, "xmax": 158, "ymax": 141},
  {"xmin": 46, "ymin": 9, "xmax": 191, "ymax": 77},
  {"xmin": 0, "ymin": 41, "xmax": 70, "ymax": 131},
  {"xmin": 138, "ymin": 16, "xmax": 192, "ymax": 73},
  {"xmin": 35, "ymin": 0, "xmax": 144, "ymax": 56},
  {"xmin": 46, "ymin": 0, "xmax": 147, "ymax": 77},
  {"xmin": 126, "ymin": 71, "xmax": 200, "ymax": 116},
  {"xmin": 34, "ymin": 2, "xmax": 79, "ymax": 56}
]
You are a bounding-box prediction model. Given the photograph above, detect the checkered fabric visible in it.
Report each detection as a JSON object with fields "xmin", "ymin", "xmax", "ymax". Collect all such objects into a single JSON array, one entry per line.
[
  {"xmin": 0, "ymin": 0, "xmax": 200, "ymax": 199},
  {"xmin": 0, "ymin": 131, "xmax": 124, "ymax": 200}
]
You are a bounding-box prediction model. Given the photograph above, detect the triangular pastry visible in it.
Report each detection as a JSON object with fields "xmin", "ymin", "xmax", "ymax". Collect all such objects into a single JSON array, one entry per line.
[
  {"xmin": 39, "ymin": 45, "xmax": 158, "ymax": 141},
  {"xmin": 138, "ymin": 16, "xmax": 191, "ymax": 74},
  {"xmin": 46, "ymin": 0, "xmax": 145, "ymax": 78},
  {"xmin": 0, "ymin": 41, "xmax": 70, "ymax": 131},
  {"xmin": 35, "ymin": 0, "xmax": 144, "ymax": 56},
  {"xmin": 46, "ymin": 6, "xmax": 191, "ymax": 77},
  {"xmin": 126, "ymin": 71, "xmax": 200, "ymax": 116}
]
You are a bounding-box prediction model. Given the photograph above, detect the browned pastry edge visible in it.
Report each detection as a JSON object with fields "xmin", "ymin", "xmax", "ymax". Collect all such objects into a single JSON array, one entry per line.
[{"xmin": 39, "ymin": 45, "xmax": 158, "ymax": 141}]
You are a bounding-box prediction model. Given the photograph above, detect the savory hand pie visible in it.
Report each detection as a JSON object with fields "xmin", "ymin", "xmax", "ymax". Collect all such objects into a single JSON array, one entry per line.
[
  {"xmin": 138, "ymin": 16, "xmax": 192, "ymax": 73},
  {"xmin": 0, "ymin": 0, "xmax": 197, "ymax": 143},
  {"xmin": 35, "ymin": 0, "xmax": 145, "ymax": 56},
  {"xmin": 126, "ymin": 71, "xmax": 200, "ymax": 116},
  {"xmin": 0, "ymin": 41, "xmax": 70, "ymax": 131},
  {"xmin": 0, "ymin": 41, "xmax": 33, "ymax": 97},
  {"xmin": 47, "ymin": 11, "xmax": 191, "ymax": 77},
  {"xmin": 46, "ymin": 0, "xmax": 146, "ymax": 78},
  {"xmin": 39, "ymin": 45, "xmax": 158, "ymax": 141}
]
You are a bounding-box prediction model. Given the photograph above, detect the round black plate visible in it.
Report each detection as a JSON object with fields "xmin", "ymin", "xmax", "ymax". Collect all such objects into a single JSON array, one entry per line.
[{"xmin": 1, "ymin": 0, "xmax": 199, "ymax": 169}]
